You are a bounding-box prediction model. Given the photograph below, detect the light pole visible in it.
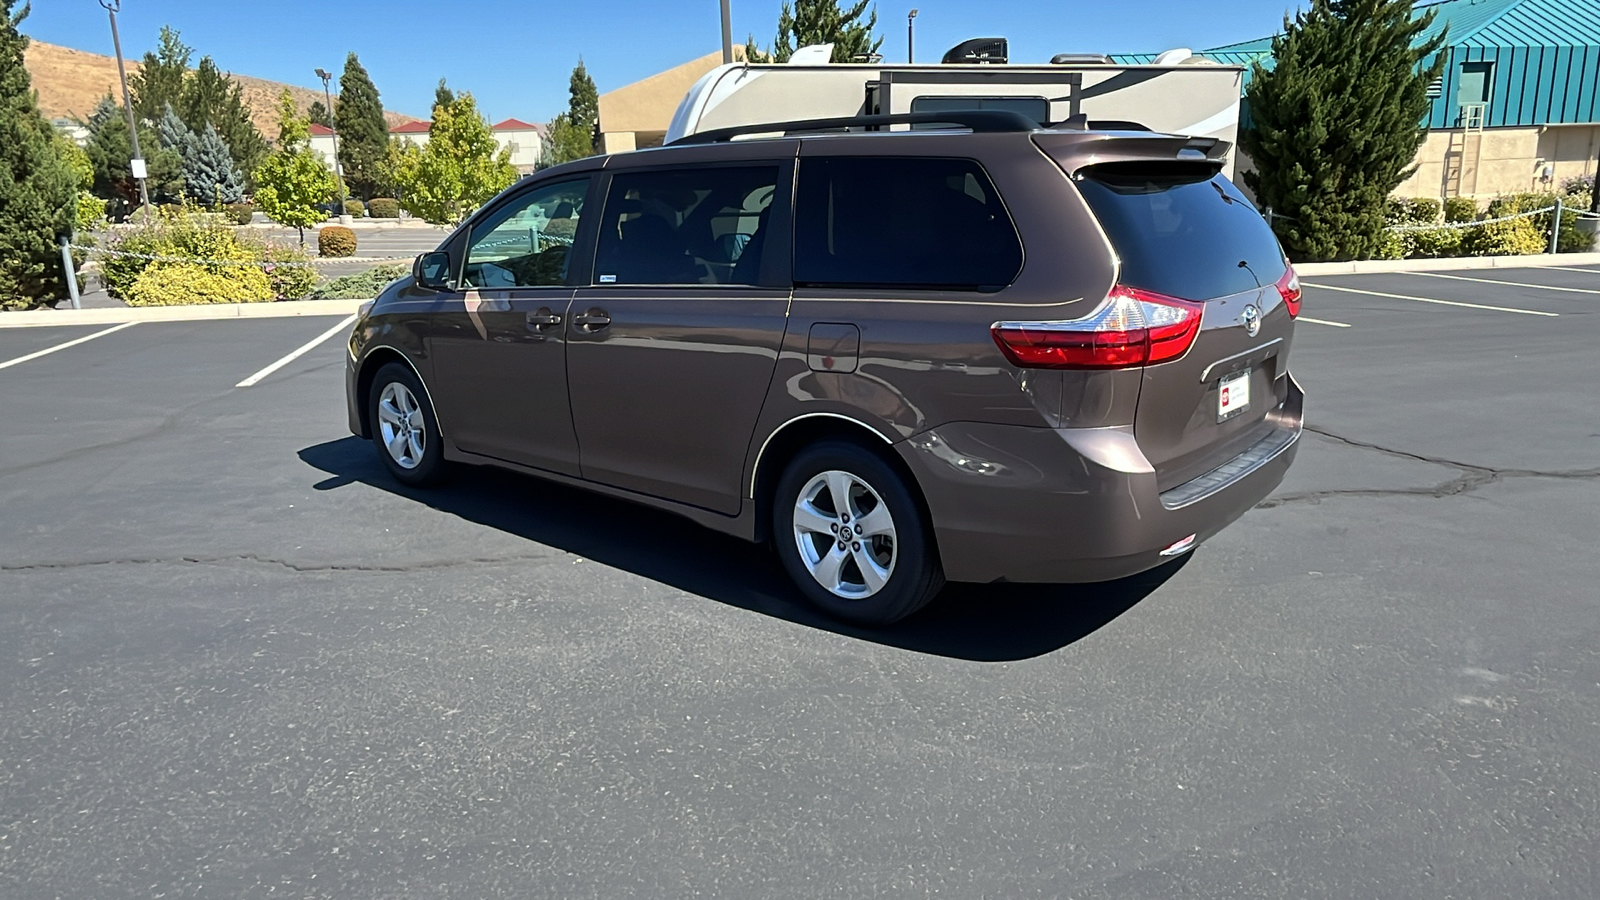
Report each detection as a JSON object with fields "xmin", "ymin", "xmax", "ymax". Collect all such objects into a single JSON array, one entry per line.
[
  {"xmin": 315, "ymin": 68, "xmax": 349, "ymax": 220},
  {"xmin": 908, "ymin": 9, "xmax": 919, "ymax": 64},
  {"xmin": 720, "ymin": 0, "xmax": 733, "ymax": 64},
  {"xmin": 99, "ymin": 0, "xmax": 150, "ymax": 221}
]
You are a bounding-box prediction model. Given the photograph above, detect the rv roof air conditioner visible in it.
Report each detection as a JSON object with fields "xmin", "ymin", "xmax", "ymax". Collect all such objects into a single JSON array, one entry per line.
[
  {"xmin": 942, "ymin": 38, "xmax": 1008, "ymax": 65},
  {"xmin": 788, "ymin": 44, "xmax": 834, "ymax": 65},
  {"xmin": 1050, "ymin": 54, "xmax": 1112, "ymax": 65}
]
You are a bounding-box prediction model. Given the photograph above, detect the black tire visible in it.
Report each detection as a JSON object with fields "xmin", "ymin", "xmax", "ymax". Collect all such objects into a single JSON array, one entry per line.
[
  {"xmin": 771, "ymin": 440, "xmax": 944, "ymax": 626},
  {"xmin": 367, "ymin": 362, "xmax": 446, "ymax": 487}
]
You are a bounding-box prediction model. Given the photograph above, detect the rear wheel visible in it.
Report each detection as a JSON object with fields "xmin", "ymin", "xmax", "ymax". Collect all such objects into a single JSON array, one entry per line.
[
  {"xmin": 772, "ymin": 441, "xmax": 944, "ymax": 625},
  {"xmin": 368, "ymin": 362, "xmax": 445, "ymax": 486}
]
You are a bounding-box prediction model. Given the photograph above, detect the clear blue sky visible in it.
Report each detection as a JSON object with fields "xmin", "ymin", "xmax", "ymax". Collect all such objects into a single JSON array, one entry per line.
[{"xmin": 22, "ymin": 0, "xmax": 1303, "ymax": 123}]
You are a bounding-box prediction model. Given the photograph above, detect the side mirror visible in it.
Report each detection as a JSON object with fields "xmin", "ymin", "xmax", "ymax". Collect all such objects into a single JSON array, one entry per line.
[{"xmin": 414, "ymin": 251, "xmax": 452, "ymax": 291}]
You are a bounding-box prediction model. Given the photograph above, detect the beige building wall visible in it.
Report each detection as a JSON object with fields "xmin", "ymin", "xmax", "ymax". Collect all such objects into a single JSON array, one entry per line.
[
  {"xmin": 599, "ymin": 48, "xmax": 745, "ymax": 153},
  {"xmin": 1396, "ymin": 124, "xmax": 1600, "ymax": 201}
]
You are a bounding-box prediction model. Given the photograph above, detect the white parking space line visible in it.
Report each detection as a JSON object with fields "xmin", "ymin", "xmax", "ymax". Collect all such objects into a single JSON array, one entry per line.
[
  {"xmin": 0, "ymin": 322, "xmax": 137, "ymax": 371},
  {"xmin": 235, "ymin": 315, "xmax": 357, "ymax": 388},
  {"xmin": 1534, "ymin": 265, "xmax": 1600, "ymax": 274},
  {"xmin": 1297, "ymin": 316, "xmax": 1352, "ymax": 328},
  {"xmin": 1405, "ymin": 271, "xmax": 1600, "ymax": 294},
  {"xmin": 1301, "ymin": 282, "xmax": 1560, "ymax": 317}
]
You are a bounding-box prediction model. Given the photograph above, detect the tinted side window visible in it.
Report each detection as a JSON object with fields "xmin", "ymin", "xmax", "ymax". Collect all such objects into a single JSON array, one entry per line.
[
  {"xmin": 1075, "ymin": 164, "xmax": 1287, "ymax": 301},
  {"xmin": 595, "ymin": 166, "xmax": 778, "ymax": 286},
  {"xmin": 464, "ymin": 178, "xmax": 588, "ymax": 288},
  {"xmin": 795, "ymin": 157, "xmax": 1022, "ymax": 290}
]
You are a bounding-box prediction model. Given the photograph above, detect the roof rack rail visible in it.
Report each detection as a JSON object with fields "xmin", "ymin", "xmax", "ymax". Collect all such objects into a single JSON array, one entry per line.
[{"xmin": 668, "ymin": 110, "xmax": 1039, "ymax": 146}]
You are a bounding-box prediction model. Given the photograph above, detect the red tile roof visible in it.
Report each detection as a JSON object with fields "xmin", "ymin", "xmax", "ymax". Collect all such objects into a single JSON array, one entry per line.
[
  {"xmin": 390, "ymin": 121, "xmax": 432, "ymax": 134},
  {"xmin": 309, "ymin": 123, "xmax": 334, "ymax": 136},
  {"xmin": 493, "ymin": 117, "xmax": 540, "ymax": 131}
]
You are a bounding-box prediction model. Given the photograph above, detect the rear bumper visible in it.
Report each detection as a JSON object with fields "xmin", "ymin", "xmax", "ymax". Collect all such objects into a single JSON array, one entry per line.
[{"xmin": 901, "ymin": 374, "xmax": 1304, "ymax": 583}]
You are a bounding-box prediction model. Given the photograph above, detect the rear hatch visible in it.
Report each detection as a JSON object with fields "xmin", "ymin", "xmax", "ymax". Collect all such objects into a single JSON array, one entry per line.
[{"xmin": 1073, "ymin": 162, "xmax": 1297, "ymax": 492}]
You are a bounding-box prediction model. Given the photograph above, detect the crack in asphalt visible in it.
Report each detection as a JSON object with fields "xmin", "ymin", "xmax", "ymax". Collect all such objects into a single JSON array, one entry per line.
[
  {"xmin": 1258, "ymin": 426, "xmax": 1600, "ymax": 508},
  {"xmin": 0, "ymin": 552, "xmax": 566, "ymax": 575}
]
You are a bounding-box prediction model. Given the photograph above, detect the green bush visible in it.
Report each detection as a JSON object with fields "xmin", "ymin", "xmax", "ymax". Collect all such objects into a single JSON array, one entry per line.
[
  {"xmin": 1386, "ymin": 197, "xmax": 1441, "ymax": 225},
  {"xmin": 1406, "ymin": 227, "xmax": 1464, "ymax": 258},
  {"xmin": 125, "ymin": 262, "xmax": 274, "ymax": 306},
  {"xmin": 75, "ymin": 192, "xmax": 107, "ymax": 234},
  {"xmin": 1443, "ymin": 196, "xmax": 1478, "ymax": 222},
  {"xmin": 310, "ymin": 263, "xmax": 410, "ymax": 299},
  {"xmin": 343, "ymin": 199, "xmax": 366, "ymax": 218},
  {"xmin": 318, "ymin": 225, "xmax": 358, "ymax": 257},
  {"xmin": 1461, "ymin": 218, "xmax": 1545, "ymax": 256},
  {"xmin": 225, "ymin": 203, "xmax": 255, "ymax": 225},
  {"xmin": 99, "ymin": 205, "xmax": 307, "ymax": 301},
  {"xmin": 366, "ymin": 197, "xmax": 400, "ymax": 219},
  {"xmin": 262, "ymin": 244, "xmax": 318, "ymax": 299}
]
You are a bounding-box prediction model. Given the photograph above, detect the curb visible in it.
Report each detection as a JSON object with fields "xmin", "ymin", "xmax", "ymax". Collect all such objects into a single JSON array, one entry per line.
[
  {"xmin": 0, "ymin": 299, "xmax": 365, "ymax": 328},
  {"xmin": 1296, "ymin": 251, "xmax": 1600, "ymax": 275}
]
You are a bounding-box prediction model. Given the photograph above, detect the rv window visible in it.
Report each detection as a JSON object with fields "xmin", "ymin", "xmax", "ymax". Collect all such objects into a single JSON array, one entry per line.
[
  {"xmin": 910, "ymin": 96, "xmax": 1049, "ymax": 127},
  {"xmin": 794, "ymin": 157, "xmax": 1023, "ymax": 291}
]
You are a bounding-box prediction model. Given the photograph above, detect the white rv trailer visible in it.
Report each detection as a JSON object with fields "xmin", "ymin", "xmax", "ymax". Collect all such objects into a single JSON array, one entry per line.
[{"xmin": 666, "ymin": 54, "xmax": 1245, "ymax": 176}]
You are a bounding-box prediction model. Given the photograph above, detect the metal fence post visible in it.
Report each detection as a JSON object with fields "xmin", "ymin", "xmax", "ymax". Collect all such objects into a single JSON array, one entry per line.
[
  {"xmin": 59, "ymin": 236, "xmax": 81, "ymax": 310},
  {"xmin": 1549, "ymin": 198, "xmax": 1563, "ymax": 255}
]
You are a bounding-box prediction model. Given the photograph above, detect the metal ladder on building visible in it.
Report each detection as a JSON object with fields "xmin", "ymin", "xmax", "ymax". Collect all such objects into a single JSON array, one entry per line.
[{"xmin": 1445, "ymin": 104, "xmax": 1488, "ymax": 198}]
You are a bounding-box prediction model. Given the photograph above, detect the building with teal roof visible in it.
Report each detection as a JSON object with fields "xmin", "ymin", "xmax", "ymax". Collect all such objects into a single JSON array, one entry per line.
[{"xmin": 1114, "ymin": 0, "xmax": 1600, "ymax": 200}]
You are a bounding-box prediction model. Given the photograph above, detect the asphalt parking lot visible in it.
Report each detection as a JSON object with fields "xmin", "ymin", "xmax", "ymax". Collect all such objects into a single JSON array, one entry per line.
[{"xmin": 2, "ymin": 265, "xmax": 1596, "ymax": 898}]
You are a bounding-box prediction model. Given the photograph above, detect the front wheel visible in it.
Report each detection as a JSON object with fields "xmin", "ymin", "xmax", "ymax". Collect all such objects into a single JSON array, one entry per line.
[
  {"xmin": 368, "ymin": 362, "xmax": 446, "ymax": 486},
  {"xmin": 772, "ymin": 441, "xmax": 944, "ymax": 626}
]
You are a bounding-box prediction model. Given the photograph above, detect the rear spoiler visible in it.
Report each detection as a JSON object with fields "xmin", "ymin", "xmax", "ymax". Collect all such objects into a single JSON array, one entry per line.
[{"xmin": 1031, "ymin": 131, "xmax": 1232, "ymax": 175}]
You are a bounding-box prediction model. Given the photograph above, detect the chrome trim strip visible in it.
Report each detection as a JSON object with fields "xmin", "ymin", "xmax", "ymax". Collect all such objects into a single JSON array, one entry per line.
[
  {"xmin": 747, "ymin": 412, "xmax": 896, "ymax": 499},
  {"xmin": 1198, "ymin": 337, "xmax": 1282, "ymax": 383}
]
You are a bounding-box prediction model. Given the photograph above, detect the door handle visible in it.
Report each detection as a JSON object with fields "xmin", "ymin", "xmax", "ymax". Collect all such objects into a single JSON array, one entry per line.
[
  {"xmin": 526, "ymin": 308, "xmax": 562, "ymax": 331},
  {"xmin": 572, "ymin": 309, "xmax": 611, "ymax": 332}
]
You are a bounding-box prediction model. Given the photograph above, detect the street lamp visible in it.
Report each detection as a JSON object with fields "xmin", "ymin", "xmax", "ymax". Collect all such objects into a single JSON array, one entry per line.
[
  {"xmin": 315, "ymin": 68, "xmax": 349, "ymax": 221},
  {"xmin": 908, "ymin": 9, "xmax": 919, "ymax": 64},
  {"xmin": 99, "ymin": 0, "xmax": 151, "ymax": 221},
  {"xmin": 720, "ymin": 0, "xmax": 733, "ymax": 64}
]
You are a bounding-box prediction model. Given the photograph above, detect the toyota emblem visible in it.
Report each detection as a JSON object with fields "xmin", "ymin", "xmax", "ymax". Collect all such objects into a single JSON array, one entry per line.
[{"xmin": 1241, "ymin": 304, "xmax": 1261, "ymax": 337}]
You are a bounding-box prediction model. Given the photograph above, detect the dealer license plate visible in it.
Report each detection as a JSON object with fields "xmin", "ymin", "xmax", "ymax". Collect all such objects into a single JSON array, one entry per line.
[{"xmin": 1218, "ymin": 368, "xmax": 1251, "ymax": 421}]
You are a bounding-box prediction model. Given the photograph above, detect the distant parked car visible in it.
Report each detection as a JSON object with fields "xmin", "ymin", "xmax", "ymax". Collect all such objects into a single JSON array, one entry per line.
[{"xmin": 344, "ymin": 111, "xmax": 1304, "ymax": 625}]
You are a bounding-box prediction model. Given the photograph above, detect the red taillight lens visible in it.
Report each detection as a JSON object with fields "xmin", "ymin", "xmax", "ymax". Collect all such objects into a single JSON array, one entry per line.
[
  {"xmin": 1276, "ymin": 264, "xmax": 1301, "ymax": 318},
  {"xmin": 991, "ymin": 285, "xmax": 1203, "ymax": 370}
]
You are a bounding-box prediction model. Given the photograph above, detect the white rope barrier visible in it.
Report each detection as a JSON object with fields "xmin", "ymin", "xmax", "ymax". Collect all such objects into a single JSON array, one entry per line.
[
  {"xmin": 1387, "ymin": 205, "xmax": 1557, "ymax": 233},
  {"xmin": 69, "ymin": 243, "xmax": 414, "ymax": 268}
]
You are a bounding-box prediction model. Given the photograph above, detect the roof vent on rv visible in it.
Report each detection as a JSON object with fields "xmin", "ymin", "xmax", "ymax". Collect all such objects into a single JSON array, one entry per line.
[
  {"xmin": 1050, "ymin": 54, "xmax": 1112, "ymax": 65},
  {"xmin": 788, "ymin": 43, "xmax": 834, "ymax": 64},
  {"xmin": 1152, "ymin": 48, "xmax": 1194, "ymax": 65},
  {"xmin": 942, "ymin": 38, "xmax": 1008, "ymax": 64}
]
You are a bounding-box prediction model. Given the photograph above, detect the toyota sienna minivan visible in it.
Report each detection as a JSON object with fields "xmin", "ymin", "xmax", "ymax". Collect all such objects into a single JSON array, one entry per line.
[{"xmin": 344, "ymin": 111, "xmax": 1304, "ymax": 625}]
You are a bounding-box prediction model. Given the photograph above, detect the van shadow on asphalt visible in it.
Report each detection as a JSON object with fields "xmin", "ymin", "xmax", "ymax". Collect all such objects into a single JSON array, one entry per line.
[{"xmin": 299, "ymin": 436, "xmax": 1185, "ymax": 663}]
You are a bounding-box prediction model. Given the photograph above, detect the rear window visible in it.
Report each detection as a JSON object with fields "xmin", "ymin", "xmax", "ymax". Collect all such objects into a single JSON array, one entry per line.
[
  {"xmin": 795, "ymin": 157, "xmax": 1022, "ymax": 291},
  {"xmin": 1075, "ymin": 163, "xmax": 1287, "ymax": 301}
]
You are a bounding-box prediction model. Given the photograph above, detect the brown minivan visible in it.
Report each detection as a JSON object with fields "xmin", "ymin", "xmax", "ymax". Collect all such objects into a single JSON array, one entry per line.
[{"xmin": 344, "ymin": 111, "xmax": 1304, "ymax": 625}]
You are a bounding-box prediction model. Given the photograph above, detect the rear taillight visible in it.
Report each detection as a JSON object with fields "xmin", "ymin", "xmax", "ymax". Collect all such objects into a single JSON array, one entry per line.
[
  {"xmin": 1276, "ymin": 264, "xmax": 1301, "ymax": 317},
  {"xmin": 990, "ymin": 285, "xmax": 1203, "ymax": 370}
]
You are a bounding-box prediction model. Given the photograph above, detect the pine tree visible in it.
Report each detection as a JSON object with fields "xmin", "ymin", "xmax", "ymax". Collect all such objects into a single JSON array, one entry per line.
[
  {"xmin": 334, "ymin": 52, "xmax": 388, "ymax": 199},
  {"xmin": 129, "ymin": 26, "xmax": 191, "ymax": 124},
  {"xmin": 180, "ymin": 56, "xmax": 266, "ymax": 182},
  {"xmin": 254, "ymin": 91, "xmax": 340, "ymax": 245},
  {"xmin": 568, "ymin": 59, "xmax": 598, "ymax": 137},
  {"xmin": 540, "ymin": 113, "xmax": 591, "ymax": 168},
  {"xmin": 398, "ymin": 92, "xmax": 517, "ymax": 225},
  {"xmin": 434, "ymin": 79, "xmax": 455, "ymax": 114},
  {"xmin": 0, "ymin": 0, "xmax": 78, "ymax": 309},
  {"xmin": 157, "ymin": 101, "xmax": 192, "ymax": 154},
  {"xmin": 749, "ymin": 0, "xmax": 882, "ymax": 63},
  {"xmin": 85, "ymin": 99, "xmax": 182, "ymax": 211},
  {"xmin": 183, "ymin": 122, "xmax": 243, "ymax": 206},
  {"xmin": 1241, "ymin": 0, "xmax": 1446, "ymax": 261},
  {"xmin": 308, "ymin": 100, "xmax": 331, "ymax": 127}
]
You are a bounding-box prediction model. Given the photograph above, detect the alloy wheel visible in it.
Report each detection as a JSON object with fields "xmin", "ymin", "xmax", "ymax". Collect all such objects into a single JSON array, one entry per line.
[
  {"xmin": 792, "ymin": 469, "xmax": 898, "ymax": 599},
  {"xmin": 376, "ymin": 381, "xmax": 426, "ymax": 470}
]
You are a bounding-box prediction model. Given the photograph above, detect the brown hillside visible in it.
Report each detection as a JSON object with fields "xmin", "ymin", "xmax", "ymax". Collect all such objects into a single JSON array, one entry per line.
[{"xmin": 25, "ymin": 40, "xmax": 421, "ymax": 135}]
